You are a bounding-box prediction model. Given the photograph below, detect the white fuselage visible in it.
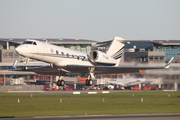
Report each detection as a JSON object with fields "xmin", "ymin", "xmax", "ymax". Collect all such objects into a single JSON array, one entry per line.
[{"xmin": 15, "ymin": 40, "xmax": 93, "ymax": 67}]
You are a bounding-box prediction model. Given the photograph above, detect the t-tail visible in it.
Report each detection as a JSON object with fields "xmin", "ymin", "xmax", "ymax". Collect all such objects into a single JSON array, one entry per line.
[
  {"xmin": 106, "ymin": 36, "xmax": 126, "ymax": 66},
  {"xmin": 88, "ymin": 36, "xmax": 126, "ymax": 66}
]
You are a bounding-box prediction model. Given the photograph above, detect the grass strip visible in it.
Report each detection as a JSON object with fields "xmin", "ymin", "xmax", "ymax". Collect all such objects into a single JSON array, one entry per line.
[{"xmin": 0, "ymin": 91, "xmax": 180, "ymax": 117}]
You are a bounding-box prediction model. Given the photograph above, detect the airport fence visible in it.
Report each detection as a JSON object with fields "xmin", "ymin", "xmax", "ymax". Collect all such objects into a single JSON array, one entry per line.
[{"xmin": 0, "ymin": 85, "xmax": 44, "ymax": 92}]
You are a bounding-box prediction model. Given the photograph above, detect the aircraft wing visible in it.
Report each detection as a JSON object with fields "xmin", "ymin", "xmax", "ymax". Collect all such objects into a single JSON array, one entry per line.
[
  {"xmin": 9, "ymin": 63, "xmax": 158, "ymax": 76},
  {"xmin": 9, "ymin": 57, "xmax": 173, "ymax": 76},
  {"xmin": 64, "ymin": 57, "xmax": 174, "ymax": 75}
]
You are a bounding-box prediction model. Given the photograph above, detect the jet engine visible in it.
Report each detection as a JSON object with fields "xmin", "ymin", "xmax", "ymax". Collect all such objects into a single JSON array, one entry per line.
[{"xmin": 88, "ymin": 50, "xmax": 116, "ymax": 66}]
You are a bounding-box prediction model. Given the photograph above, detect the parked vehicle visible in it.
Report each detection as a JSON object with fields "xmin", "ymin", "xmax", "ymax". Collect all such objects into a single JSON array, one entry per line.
[
  {"xmin": 44, "ymin": 85, "xmax": 50, "ymax": 90},
  {"xmin": 132, "ymin": 86, "xmax": 141, "ymax": 90},
  {"xmin": 64, "ymin": 86, "xmax": 72, "ymax": 90},
  {"xmin": 143, "ymin": 85, "xmax": 157, "ymax": 90}
]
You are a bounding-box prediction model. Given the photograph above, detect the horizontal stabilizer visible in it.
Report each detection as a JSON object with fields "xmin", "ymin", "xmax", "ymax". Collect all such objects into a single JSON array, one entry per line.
[
  {"xmin": 164, "ymin": 57, "xmax": 174, "ymax": 68},
  {"xmin": 11, "ymin": 59, "xmax": 18, "ymax": 70}
]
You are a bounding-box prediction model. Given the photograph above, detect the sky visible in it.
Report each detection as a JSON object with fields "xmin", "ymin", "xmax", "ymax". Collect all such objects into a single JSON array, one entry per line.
[{"xmin": 0, "ymin": 0, "xmax": 180, "ymax": 41}]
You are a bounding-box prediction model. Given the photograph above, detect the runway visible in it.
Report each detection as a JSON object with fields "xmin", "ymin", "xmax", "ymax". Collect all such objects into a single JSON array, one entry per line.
[
  {"xmin": 5, "ymin": 90, "xmax": 142, "ymax": 95},
  {"xmin": 1, "ymin": 114, "xmax": 180, "ymax": 120}
]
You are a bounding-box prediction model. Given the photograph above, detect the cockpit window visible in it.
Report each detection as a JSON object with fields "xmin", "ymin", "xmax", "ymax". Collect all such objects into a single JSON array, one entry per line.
[
  {"xmin": 22, "ymin": 41, "xmax": 37, "ymax": 45},
  {"xmin": 22, "ymin": 41, "xmax": 33, "ymax": 44}
]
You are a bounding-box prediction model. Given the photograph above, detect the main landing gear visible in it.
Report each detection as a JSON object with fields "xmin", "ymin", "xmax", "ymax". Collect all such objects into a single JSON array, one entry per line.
[
  {"xmin": 85, "ymin": 68, "xmax": 95, "ymax": 86},
  {"xmin": 86, "ymin": 79, "xmax": 93, "ymax": 86}
]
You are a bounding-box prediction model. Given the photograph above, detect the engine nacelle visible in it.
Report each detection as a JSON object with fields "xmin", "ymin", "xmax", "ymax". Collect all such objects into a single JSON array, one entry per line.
[{"xmin": 88, "ymin": 50, "xmax": 116, "ymax": 66}]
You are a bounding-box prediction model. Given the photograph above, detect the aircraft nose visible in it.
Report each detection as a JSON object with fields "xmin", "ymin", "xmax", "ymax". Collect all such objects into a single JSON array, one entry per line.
[
  {"xmin": 15, "ymin": 47, "xmax": 19, "ymax": 53},
  {"xmin": 15, "ymin": 46, "xmax": 22, "ymax": 54}
]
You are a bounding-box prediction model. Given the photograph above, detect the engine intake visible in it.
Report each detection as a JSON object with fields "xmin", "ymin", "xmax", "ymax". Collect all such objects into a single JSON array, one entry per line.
[
  {"xmin": 90, "ymin": 50, "xmax": 98, "ymax": 60},
  {"xmin": 88, "ymin": 50, "xmax": 116, "ymax": 66}
]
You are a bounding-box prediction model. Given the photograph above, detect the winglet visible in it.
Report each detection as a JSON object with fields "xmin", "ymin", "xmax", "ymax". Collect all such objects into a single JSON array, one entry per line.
[
  {"xmin": 11, "ymin": 59, "xmax": 18, "ymax": 70},
  {"xmin": 164, "ymin": 57, "xmax": 174, "ymax": 68}
]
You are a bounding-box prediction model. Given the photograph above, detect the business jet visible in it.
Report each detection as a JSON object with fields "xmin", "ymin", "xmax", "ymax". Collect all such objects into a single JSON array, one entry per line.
[{"xmin": 10, "ymin": 36, "xmax": 174, "ymax": 86}]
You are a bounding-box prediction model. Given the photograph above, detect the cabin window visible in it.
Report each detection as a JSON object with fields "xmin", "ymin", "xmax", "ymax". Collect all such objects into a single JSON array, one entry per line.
[
  {"xmin": 61, "ymin": 52, "xmax": 64, "ymax": 56},
  {"xmin": 56, "ymin": 50, "xmax": 59, "ymax": 55},
  {"xmin": 67, "ymin": 53, "xmax": 69, "ymax": 57},
  {"xmin": 33, "ymin": 42, "xmax": 37, "ymax": 45},
  {"xmin": 77, "ymin": 56, "xmax": 80, "ymax": 60}
]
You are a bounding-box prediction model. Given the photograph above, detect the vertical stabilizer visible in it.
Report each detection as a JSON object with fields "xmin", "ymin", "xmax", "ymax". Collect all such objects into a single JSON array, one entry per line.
[{"xmin": 106, "ymin": 36, "xmax": 125, "ymax": 66}]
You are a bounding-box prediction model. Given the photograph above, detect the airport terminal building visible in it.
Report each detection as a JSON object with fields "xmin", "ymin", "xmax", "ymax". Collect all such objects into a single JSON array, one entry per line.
[{"xmin": 0, "ymin": 38, "xmax": 180, "ymax": 90}]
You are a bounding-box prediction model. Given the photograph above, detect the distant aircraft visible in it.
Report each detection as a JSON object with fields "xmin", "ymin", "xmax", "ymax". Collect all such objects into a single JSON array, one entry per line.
[
  {"xmin": 10, "ymin": 36, "xmax": 174, "ymax": 86},
  {"xmin": 108, "ymin": 70, "xmax": 146, "ymax": 87},
  {"xmin": 108, "ymin": 76, "xmax": 146, "ymax": 87}
]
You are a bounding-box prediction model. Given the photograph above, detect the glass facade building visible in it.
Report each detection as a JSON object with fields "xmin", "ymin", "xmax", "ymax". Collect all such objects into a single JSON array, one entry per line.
[
  {"xmin": 123, "ymin": 41, "xmax": 180, "ymax": 63},
  {"xmin": 154, "ymin": 45, "xmax": 180, "ymax": 63},
  {"xmin": 56, "ymin": 44, "xmax": 91, "ymax": 54},
  {"xmin": 125, "ymin": 42, "xmax": 153, "ymax": 51}
]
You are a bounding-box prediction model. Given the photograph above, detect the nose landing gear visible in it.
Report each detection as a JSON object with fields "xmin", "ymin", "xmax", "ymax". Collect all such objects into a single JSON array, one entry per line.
[{"xmin": 57, "ymin": 79, "xmax": 64, "ymax": 86}]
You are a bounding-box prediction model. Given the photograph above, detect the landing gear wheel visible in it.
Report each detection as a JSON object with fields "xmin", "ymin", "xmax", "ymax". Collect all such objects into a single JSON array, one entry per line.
[
  {"xmin": 60, "ymin": 80, "xmax": 64, "ymax": 86},
  {"xmin": 57, "ymin": 80, "xmax": 64, "ymax": 86},
  {"xmin": 57, "ymin": 80, "xmax": 61, "ymax": 86},
  {"xmin": 86, "ymin": 79, "xmax": 89, "ymax": 86},
  {"xmin": 88, "ymin": 79, "xmax": 93, "ymax": 86},
  {"xmin": 86, "ymin": 79, "xmax": 93, "ymax": 86}
]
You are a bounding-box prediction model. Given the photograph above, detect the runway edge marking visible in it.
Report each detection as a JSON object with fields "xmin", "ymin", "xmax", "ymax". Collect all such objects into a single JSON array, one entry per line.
[
  {"xmin": 102, "ymin": 91, "xmax": 110, "ymax": 93},
  {"xmin": 88, "ymin": 92, "xmax": 97, "ymax": 94},
  {"xmin": 73, "ymin": 92, "xmax": 81, "ymax": 94}
]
